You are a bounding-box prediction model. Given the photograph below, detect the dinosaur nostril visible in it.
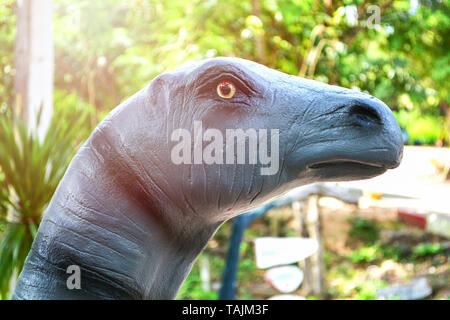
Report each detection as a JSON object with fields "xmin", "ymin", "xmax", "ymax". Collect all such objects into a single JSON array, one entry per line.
[{"xmin": 349, "ymin": 103, "xmax": 382, "ymax": 126}]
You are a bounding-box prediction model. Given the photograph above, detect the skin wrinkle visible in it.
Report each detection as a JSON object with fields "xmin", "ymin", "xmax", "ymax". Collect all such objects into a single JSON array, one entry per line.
[
  {"xmin": 292, "ymin": 113, "xmax": 368, "ymax": 152},
  {"xmin": 142, "ymin": 246, "xmax": 167, "ymax": 299},
  {"xmin": 87, "ymin": 126, "xmax": 151, "ymax": 234},
  {"xmin": 58, "ymin": 190, "xmax": 116, "ymax": 222},
  {"xmin": 285, "ymin": 96, "xmax": 318, "ymax": 157},
  {"xmin": 229, "ymin": 161, "xmax": 238, "ymax": 196},
  {"xmin": 73, "ymin": 192, "xmax": 129, "ymax": 233},
  {"xmin": 106, "ymin": 169, "xmax": 156, "ymax": 233},
  {"xmin": 276, "ymin": 156, "xmax": 286, "ymax": 187},
  {"xmin": 153, "ymin": 77, "xmax": 174, "ymax": 145},
  {"xmin": 297, "ymin": 97, "xmax": 316, "ymax": 130},
  {"xmin": 28, "ymin": 237, "xmax": 138, "ymax": 299},
  {"xmin": 299, "ymin": 105, "xmax": 349, "ymax": 128},
  {"xmin": 105, "ymin": 132, "xmax": 179, "ymax": 230},
  {"xmin": 167, "ymin": 81, "xmax": 175, "ymax": 145},
  {"xmin": 247, "ymin": 159, "xmax": 257, "ymax": 196},
  {"xmin": 250, "ymin": 174, "xmax": 265, "ymax": 205},
  {"xmin": 85, "ymin": 143, "xmax": 105, "ymax": 165},
  {"xmin": 180, "ymin": 168, "xmax": 194, "ymax": 216},
  {"xmin": 57, "ymin": 202, "xmax": 143, "ymax": 253},
  {"xmin": 202, "ymin": 164, "xmax": 208, "ymax": 206},
  {"xmin": 52, "ymin": 239, "xmax": 141, "ymax": 294},
  {"xmin": 74, "ymin": 175, "xmax": 115, "ymax": 216},
  {"xmin": 14, "ymin": 57, "xmax": 403, "ymax": 300},
  {"xmin": 129, "ymin": 148, "xmax": 177, "ymax": 213},
  {"xmin": 136, "ymin": 144, "xmax": 167, "ymax": 181},
  {"xmin": 23, "ymin": 226, "xmax": 142, "ymax": 300},
  {"xmin": 184, "ymin": 165, "xmax": 199, "ymax": 216},
  {"xmin": 268, "ymin": 81, "xmax": 276, "ymax": 111},
  {"xmin": 298, "ymin": 135, "xmax": 365, "ymax": 151},
  {"xmin": 43, "ymin": 217, "xmax": 130, "ymax": 261},
  {"xmin": 216, "ymin": 164, "xmax": 222, "ymax": 211},
  {"xmin": 232, "ymin": 167, "xmax": 247, "ymax": 209},
  {"xmin": 54, "ymin": 233, "xmax": 143, "ymax": 285},
  {"xmin": 286, "ymin": 116, "xmax": 303, "ymax": 157},
  {"xmin": 51, "ymin": 238, "xmax": 134, "ymax": 281},
  {"xmin": 29, "ymin": 246, "xmax": 67, "ymax": 274},
  {"xmin": 188, "ymin": 164, "xmax": 197, "ymax": 215}
]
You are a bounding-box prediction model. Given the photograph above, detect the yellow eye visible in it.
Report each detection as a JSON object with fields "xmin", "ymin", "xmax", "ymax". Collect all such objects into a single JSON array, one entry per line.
[{"xmin": 217, "ymin": 81, "xmax": 236, "ymax": 99}]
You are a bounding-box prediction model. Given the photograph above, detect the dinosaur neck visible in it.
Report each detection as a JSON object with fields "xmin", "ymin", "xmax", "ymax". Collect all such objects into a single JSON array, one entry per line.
[{"xmin": 14, "ymin": 135, "xmax": 222, "ymax": 300}]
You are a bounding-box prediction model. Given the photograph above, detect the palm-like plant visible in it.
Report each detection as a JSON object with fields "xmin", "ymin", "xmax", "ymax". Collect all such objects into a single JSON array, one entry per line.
[{"xmin": 0, "ymin": 104, "xmax": 90, "ymax": 298}]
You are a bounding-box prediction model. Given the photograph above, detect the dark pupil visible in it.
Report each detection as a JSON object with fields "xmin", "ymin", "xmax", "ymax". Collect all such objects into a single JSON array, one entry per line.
[{"xmin": 220, "ymin": 84, "xmax": 232, "ymax": 95}]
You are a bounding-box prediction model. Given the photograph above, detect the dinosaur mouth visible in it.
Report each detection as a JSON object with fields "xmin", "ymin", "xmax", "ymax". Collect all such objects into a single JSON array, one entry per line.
[
  {"xmin": 308, "ymin": 160, "xmax": 385, "ymax": 170},
  {"xmin": 307, "ymin": 159, "xmax": 388, "ymax": 179}
]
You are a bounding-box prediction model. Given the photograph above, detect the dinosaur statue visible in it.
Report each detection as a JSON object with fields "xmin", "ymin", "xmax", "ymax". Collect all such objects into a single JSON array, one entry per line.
[{"xmin": 13, "ymin": 57, "xmax": 403, "ymax": 299}]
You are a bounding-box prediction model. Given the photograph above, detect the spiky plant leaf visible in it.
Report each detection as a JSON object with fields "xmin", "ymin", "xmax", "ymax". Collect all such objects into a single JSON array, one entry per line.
[{"xmin": 0, "ymin": 103, "xmax": 91, "ymax": 298}]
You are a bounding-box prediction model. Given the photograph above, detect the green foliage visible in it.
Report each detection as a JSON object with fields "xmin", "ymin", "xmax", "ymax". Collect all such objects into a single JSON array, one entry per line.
[
  {"xmin": 2, "ymin": 0, "xmax": 448, "ymax": 143},
  {"xmin": 0, "ymin": 223, "xmax": 35, "ymax": 299},
  {"xmin": 349, "ymin": 241, "xmax": 444, "ymax": 265},
  {"xmin": 411, "ymin": 243, "xmax": 444, "ymax": 260},
  {"xmin": 395, "ymin": 109, "xmax": 445, "ymax": 145},
  {"xmin": 0, "ymin": 171, "xmax": 8, "ymax": 219},
  {"xmin": 176, "ymin": 252, "xmax": 222, "ymax": 300},
  {"xmin": 0, "ymin": 0, "xmax": 15, "ymax": 109},
  {"xmin": 53, "ymin": 89, "xmax": 98, "ymax": 132},
  {"xmin": 0, "ymin": 103, "xmax": 89, "ymax": 298},
  {"xmin": 177, "ymin": 225, "xmax": 260, "ymax": 300},
  {"xmin": 354, "ymin": 279, "xmax": 388, "ymax": 300},
  {"xmin": 348, "ymin": 216, "xmax": 380, "ymax": 245},
  {"xmin": 349, "ymin": 245, "xmax": 379, "ymax": 264},
  {"xmin": 377, "ymin": 244, "xmax": 403, "ymax": 262}
]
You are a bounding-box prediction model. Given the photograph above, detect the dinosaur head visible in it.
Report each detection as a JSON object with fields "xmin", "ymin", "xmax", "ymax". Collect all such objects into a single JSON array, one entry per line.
[
  {"xmin": 13, "ymin": 57, "xmax": 404, "ymax": 300},
  {"xmin": 99, "ymin": 57, "xmax": 403, "ymax": 222}
]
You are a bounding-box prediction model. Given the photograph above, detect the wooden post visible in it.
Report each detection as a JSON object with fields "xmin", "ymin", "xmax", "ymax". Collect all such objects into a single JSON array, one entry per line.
[
  {"xmin": 14, "ymin": 0, "xmax": 54, "ymax": 140},
  {"xmin": 293, "ymin": 195, "xmax": 326, "ymax": 297},
  {"xmin": 305, "ymin": 195, "xmax": 325, "ymax": 298},
  {"xmin": 292, "ymin": 200, "xmax": 314, "ymax": 295}
]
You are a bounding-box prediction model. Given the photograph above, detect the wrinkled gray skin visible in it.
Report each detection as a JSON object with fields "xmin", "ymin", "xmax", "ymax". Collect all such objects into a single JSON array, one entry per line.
[{"xmin": 14, "ymin": 57, "xmax": 403, "ymax": 300}]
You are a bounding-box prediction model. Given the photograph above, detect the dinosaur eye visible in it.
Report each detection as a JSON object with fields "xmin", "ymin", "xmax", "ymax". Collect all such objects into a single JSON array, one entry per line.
[{"xmin": 217, "ymin": 81, "xmax": 236, "ymax": 99}]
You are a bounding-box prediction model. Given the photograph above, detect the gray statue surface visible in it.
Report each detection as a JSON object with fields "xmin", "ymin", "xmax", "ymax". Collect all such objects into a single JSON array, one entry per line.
[{"xmin": 13, "ymin": 57, "xmax": 403, "ymax": 299}]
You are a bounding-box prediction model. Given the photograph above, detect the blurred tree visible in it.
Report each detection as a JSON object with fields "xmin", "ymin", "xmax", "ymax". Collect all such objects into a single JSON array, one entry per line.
[
  {"xmin": 0, "ymin": 0, "xmax": 15, "ymax": 109},
  {"xmin": 14, "ymin": 0, "xmax": 54, "ymax": 139},
  {"xmin": 0, "ymin": 0, "xmax": 449, "ymax": 135}
]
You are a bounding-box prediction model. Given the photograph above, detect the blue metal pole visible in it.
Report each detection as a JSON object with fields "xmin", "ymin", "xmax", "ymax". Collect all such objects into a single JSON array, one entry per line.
[
  {"xmin": 218, "ymin": 215, "xmax": 247, "ymax": 300},
  {"xmin": 218, "ymin": 203, "xmax": 275, "ymax": 300}
]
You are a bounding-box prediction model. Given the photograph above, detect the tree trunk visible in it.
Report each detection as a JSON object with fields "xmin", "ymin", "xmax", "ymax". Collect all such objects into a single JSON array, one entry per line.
[
  {"xmin": 251, "ymin": 0, "xmax": 265, "ymax": 64},
  {"xmin": 293, "ymin": 196, "xmax": 326, "ymax": 298},
  {"xmin": 305, "ymin": 195, "xmax": 325, "ymax": 298},
  {"xmin": 14, "ymin": 0, "xmax": 54, "ymax": 140}
]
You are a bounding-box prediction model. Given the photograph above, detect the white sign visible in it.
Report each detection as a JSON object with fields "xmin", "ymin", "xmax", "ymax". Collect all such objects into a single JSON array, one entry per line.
[
  {"xmin": 254, "ymin": 237, "xmax": 318, "ymax": 269},
  {"xmin": 264, "ymin": 266, "xmax": 304, "ymax": 293}
]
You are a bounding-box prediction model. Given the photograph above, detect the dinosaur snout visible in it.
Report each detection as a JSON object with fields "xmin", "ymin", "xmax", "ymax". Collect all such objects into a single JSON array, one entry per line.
[
  {"xmin": 288, "ymin": 88, "xmax": 404, "ymax": 180},
  {"xmin": 347, "ymin": 97, "xmax": 404, "ymax": 169},
  {"xmin": 349, "ymin": 102, "xmax": 382, "ymax": 127}
]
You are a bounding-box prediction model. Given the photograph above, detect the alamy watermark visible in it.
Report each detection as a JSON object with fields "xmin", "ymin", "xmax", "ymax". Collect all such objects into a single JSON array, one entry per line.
[
  {"xmin": 344, "ymin": 4, "xmax": 381, "ymax": 29},
  {"xmin": 170, "ymin": 121, "xmax": 280, "ymax": 176},
  {"xmin": 66, "ymin": 265, "xmax": 81, "ymax": 290}
]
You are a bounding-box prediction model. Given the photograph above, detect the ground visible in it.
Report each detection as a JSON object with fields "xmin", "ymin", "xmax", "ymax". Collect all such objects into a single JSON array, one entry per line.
[{"xmin": 178, "ymin": 202, "xmax": 449, "ymax": 300}]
